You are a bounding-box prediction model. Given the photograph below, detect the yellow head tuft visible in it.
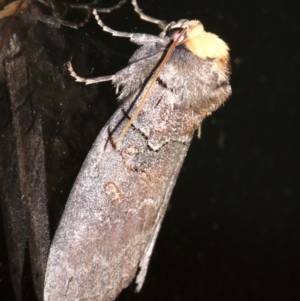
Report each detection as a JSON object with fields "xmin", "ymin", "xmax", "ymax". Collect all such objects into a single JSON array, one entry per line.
[{"xmin": 183, "ymin": 20, "xmax": 229, "ymax": 65}]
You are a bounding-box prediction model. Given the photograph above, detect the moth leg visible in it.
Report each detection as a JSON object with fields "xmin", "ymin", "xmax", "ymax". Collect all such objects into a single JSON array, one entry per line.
[
  {"xmin": 44, "ymin": 0, "xmax": 126, "ymax": 13},
  {"xmin": 67, "ymin": 62, "xmax": 114, "ymax": 85},
  {"xmin": 93, "ymin": 10, "xmax": 166, "ymax": 45},
  {"xmin": 135, "ymin": 198, "xmax": 170, "ymax": 292},
  {"xmin": 131, "ymin": 0, "xmax": 167, "ymax": 30},
  {"xmin": 68, "ymin": 0, "xmax": 127, "ymax": 13},
  {"xmin": 35, "ymin": 12, "xmax": 91, "ymax": 29},
  {"xmin": 34, "ymin": 0, "xmax": 125, "ymax": 29}
]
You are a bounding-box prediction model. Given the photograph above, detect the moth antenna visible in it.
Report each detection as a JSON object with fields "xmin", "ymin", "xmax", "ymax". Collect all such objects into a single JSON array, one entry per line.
[
  {"xmin": 67, "ymin": 62, "xmax": 113, "ymax": 85},
  {"xmin": 93, "ymin": 9, "xmax": 133, "ymax": 38},
  {"xmin": 116, "ymin": 27, "xmax": 188, "ymax": 150},
  {"xmin": 131, "ymin": 0, "xmax": 167, "ymax": 30}
]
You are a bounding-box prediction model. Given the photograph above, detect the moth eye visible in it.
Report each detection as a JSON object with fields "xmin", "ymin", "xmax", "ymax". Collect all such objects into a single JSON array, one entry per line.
[{"xmin": 166, "ymin": 28, "xmax": 186, "ymax": 43}]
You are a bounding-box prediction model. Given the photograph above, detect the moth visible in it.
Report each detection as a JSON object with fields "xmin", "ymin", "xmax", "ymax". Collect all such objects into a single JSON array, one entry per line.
[{"xmin": 44, "ymin": 1, "xmax": 231, "ymax": 300}]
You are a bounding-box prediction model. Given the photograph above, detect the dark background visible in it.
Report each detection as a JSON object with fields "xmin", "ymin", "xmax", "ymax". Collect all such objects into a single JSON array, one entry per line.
[{"xmin": 0, "ymin": 0, "xmax": 299, "ymax": 300}]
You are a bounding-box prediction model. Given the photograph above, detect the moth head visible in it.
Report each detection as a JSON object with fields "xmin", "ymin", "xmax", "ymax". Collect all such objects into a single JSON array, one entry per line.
[{"xmin": 164, "ymin": 20, "xmax": 229, "ymax": 70}]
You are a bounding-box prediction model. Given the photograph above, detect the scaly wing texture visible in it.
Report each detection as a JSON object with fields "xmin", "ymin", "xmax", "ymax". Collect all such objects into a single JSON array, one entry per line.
[{"xmin": 44, "ymin": 90, "xmax": 193, "ymax": 301}]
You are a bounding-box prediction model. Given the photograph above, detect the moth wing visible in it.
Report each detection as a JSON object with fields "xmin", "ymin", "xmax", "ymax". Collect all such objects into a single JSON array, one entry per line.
[
  {"xmin": 135, "ymin": 139, "xmax": 191, "ymax": 291},
  {"xmin": 44, "ymin": 108, "xmax": 191, "ymax": 301}
]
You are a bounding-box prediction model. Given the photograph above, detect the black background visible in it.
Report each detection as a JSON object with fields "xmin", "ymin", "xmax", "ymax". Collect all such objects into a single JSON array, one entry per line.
[{"xmin": 0, "ymin": 0, "xmax": 299, "ymax": 300}]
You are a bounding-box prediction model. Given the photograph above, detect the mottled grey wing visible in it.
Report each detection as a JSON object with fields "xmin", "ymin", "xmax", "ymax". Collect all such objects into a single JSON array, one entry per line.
[{"xmin": 44, "ymin": 97, "xmax": 192, "ymax": 301}]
